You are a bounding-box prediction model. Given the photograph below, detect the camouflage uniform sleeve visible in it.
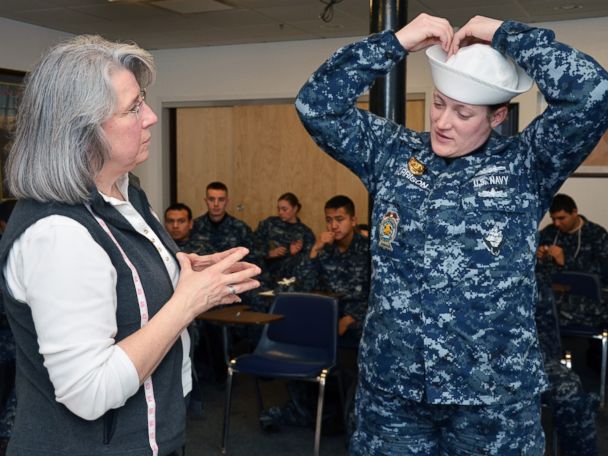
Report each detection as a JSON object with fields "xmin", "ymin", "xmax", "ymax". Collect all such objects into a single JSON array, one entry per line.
[
  {"xmin": 295, "ymin": 31, "xmax": 407, "ymax": 193},
  {"xmin": 316, "ymin": 237, "xmax": 370, "ymax": 322},
  {"xmin": 183, "ymin": 237, "xmax": 214, "ymax": 256},
  {"xmin": 237, "ymin": 221, "xmax": 254, "ymax": 249},
  {"xmin": 341, "ymin": 294, "xmax": 369, "ymax": 323},
  {"xmin": 300, "ymin": 225, "xmax": 316, "ymax": 256},
  {"xmin": 296, "ymin": 254, "xmax": 321, "ymax": 292},
  {"xmin": 191, "ymin": 215, "xmax": 204, "ymax": 238},
  {"xmin": 338, "ymin": 266, "xmax": 370, "ymax": 322},
  {"xmin": 493, "ymin": 21, "xmax": 608, "ymax": 211},
  {"xmin": 253, "ymin": 218, "xmax": 271, "ymax": 259},
  {"xmin": 239, "ymin": 221, "xmax": 260, "ymax": 265}
]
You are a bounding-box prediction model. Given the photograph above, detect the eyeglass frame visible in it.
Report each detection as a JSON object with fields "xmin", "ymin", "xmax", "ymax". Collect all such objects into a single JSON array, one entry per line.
[{"xmin": 117, "ymin": 88, "xmax": 147, "ymax": 119}]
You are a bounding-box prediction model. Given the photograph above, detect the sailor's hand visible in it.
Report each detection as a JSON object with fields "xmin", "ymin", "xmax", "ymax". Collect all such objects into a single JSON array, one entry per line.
[
  {"xmin": 395, "ymin": 13, "xmax": 453, "ymax": 53},
  {"xmin": 449, "ymin": 15, "xmax": 503, "ymax": 57}
]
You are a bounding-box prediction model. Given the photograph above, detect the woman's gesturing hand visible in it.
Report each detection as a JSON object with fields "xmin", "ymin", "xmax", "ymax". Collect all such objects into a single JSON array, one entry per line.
[
  {"xmin": 185, "ymin": 247, "xmax": 247, "ymax": 271},
  {"xmin": 174, "ymin": 247, "xmax": 261, "ymax": 320}
]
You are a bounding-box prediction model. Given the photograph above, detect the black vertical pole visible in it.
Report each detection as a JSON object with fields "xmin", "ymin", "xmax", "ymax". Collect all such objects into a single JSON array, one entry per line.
[
  {"xmin": 369, "ymin": 0, "xmax": 407, "ymax": 229},
  {"xmin": 369, "ymin": 0, "xmax": 407, "ymax": 125}
]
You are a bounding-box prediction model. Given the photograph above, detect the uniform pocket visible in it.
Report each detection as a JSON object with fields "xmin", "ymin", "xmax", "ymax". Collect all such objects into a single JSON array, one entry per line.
[{"xmin": 460, "ymin": 181, "xmax": 529, "ymax": 272}]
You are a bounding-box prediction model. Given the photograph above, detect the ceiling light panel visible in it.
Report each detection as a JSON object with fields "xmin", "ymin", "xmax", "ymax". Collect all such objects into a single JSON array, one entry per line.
[{"xmin": 151, "ymin": 0, "xmax": 233, "ymax": 14}]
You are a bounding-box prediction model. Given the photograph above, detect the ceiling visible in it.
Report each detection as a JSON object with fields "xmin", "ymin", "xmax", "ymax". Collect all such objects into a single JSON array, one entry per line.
[{"xmin": 0, "ymin": 0, "xmax": 607, "ymax": 50}]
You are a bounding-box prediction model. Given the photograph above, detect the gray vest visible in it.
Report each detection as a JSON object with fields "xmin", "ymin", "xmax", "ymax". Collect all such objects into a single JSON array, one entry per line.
[{"xmin": 0, "ymin": 185, "xmax": 185, "ymax": 455}]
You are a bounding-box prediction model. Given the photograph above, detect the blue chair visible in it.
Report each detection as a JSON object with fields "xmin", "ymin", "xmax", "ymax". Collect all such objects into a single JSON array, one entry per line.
[
  {"xmin": 553, "ymin": 272, "xmax": 608, "ymax": 408},
  {"xmin": 221, "ymin": 292, "xmax": 338, "ymax": 456}
]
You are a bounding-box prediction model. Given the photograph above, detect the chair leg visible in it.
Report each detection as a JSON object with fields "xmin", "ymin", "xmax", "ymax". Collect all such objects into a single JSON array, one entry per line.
[
  {"xmin": 314, "ymin": 370, "xmax": 328, "ymax": 456},
  {"xmin": 600, "ymin": 331, "xmax": 607, "ymax": 408},
  {"xmin": 221, "ymin": 365, "xmax": 235, "ymax": 454}
]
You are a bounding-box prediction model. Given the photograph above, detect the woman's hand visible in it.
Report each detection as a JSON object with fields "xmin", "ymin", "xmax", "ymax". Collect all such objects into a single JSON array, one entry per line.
[
  {"xmin": 395, "ymin": 13, "xmax": 453, "ymax": 53},
  {"xmin": 174, "ymin": 247, "xmax": 261, "ymax": 320},
  {"xmin": 449, "ymin": 15, "xmax": 503, "ymax": 56},
  {"xmin": 289, "ymin": 239, "xmax": 303, "ymax": 256},
  {"xmin": 184, "ymin": 247, "xmax": 245, "ymax": 271},
  {"xmin": 117, "ymin": 247, "xmax": 260, "ymax": 385}
]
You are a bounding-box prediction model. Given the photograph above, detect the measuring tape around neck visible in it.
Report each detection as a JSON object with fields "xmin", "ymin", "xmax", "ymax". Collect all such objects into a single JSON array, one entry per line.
[{"xmin": 86, "ymin": 205, "xmax": 159, "ymax": 455}]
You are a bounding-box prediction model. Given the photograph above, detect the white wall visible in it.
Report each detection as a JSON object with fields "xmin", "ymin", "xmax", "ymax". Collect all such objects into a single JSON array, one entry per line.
[
  {"xmin": 1, "ymin": 15, "xmax": 607, "ymax": 227},
  {"xmin": 539, "ymin": 177, "xmax": 608, "ymax": 230},
  {"xmin": 0, "ymin": 17, "xmax": 71, "ymax": 72}
]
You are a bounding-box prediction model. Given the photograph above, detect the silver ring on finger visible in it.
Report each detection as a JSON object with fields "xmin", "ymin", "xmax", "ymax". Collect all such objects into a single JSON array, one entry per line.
[{"xmin": 227, "ymin": 285, "xmax": 237, "ymax": 295}]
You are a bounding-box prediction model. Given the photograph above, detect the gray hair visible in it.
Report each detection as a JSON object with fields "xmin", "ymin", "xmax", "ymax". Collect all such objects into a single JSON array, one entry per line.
[{"xmin": 7, "ymin": 35, "xmax": 155, "ymax": 204}]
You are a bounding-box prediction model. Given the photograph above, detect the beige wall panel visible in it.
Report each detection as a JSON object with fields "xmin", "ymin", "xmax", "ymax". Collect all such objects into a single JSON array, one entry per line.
[
  {"xmin": 176, "ymin": 107, "xmax": 234, "ymax": 217},
  {"xmin": 407, "ymin": 99, "xmax": 425, "ymax": 132},
  {"xmin": 231, "ymin": 103, "xmax": 368, "ymax": 235},
  {"xmin": 582, "ymin": 129, "xmax": 608, "ymax": 166},
  {"xmin": 231, "ymin": 104, "xmax": 286, "ymax": 230}
]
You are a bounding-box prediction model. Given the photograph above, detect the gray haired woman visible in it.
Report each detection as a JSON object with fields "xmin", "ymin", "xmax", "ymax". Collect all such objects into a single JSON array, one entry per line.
[{"xmin": 0, "ymin": 35, "xmax": 260, "ymax": 456}]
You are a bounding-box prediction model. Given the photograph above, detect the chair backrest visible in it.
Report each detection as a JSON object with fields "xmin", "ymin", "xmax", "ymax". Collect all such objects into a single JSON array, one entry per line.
[
  {"xmin": 254, "ymin": 292, "xmax": 338, "ymax": 367},
  {"xmin": 552, "ymin": 272, "xmax": 602, "ymax": 302}
]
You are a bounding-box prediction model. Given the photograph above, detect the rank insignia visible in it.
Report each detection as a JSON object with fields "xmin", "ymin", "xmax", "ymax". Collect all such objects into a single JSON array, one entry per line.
[
  {"xmin": 378, "ymin": 211, "xmax": 400, "ymax": 251},
  {"xmin": 407, "ymin": 157, "xmax": 426, "ymax": 176},
  {"xmin": 484, "ymin": 226, "xmax": 504, "ymax": 256}
]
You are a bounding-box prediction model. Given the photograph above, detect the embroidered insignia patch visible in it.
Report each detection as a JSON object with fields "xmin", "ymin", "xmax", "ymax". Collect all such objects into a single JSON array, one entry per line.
[
  {"xmin": 378, "ymin": 211, "xmax": 400, "ymax": 251},
  {"xmin": 484, "ymin": 226, "xmax": 504, "ymax": 256},
  {"xmin": 408, "ymin": 157, "xmax": 426, "ymax": 176}
]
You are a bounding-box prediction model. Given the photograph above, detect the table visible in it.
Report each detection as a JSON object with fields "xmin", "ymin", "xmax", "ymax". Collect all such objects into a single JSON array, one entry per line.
[{"xmin": 197, "ymin": 305, "xmax": 284, "ymax": 365}]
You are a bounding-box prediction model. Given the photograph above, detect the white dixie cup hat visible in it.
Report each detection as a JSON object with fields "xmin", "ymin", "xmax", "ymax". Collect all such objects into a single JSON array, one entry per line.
[{"xmin": 425, "ymin": 43, "xmax": 533, "ymax": 105}]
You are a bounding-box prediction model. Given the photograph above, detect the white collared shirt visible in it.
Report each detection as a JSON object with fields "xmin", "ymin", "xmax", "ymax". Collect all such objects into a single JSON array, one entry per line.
[{"xmin": 3, "ymin": 174, "xmax": 191, "ymax": 420}]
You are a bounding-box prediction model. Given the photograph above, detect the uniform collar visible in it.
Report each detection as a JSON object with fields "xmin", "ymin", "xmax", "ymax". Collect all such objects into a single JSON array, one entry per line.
[
  {"xmin": 414, "ymin": 131, "xmax": 510, "ymax": 176},
  {"xmin": 205, "ymin": 212, "xmax": 228, "ymax": 225}
]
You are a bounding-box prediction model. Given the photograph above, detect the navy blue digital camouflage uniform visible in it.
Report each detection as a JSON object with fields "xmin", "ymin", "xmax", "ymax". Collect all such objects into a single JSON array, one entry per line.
[
  {"xmin": 171, "ymin": 234, "xmax": 203, "ymax": 256},
  {"xmin": 535, "ymin": 265, "xmax": 599, "ymax": 455},
  {"xmin": 538, "ymin": 216, "xmax": 608, "ymax": 326},
  {"xmin": 190, "ymin": 212, "xmax": 258, "ymax": 263},
  {"xmin": 254, "ymin": 216, "xmax": 315, "ymax": 286},
  {"xmin": 298, "ymin": 232, "xmax": 370, "ymax": 344},
  {"xmin": 296, "ymin": 20, "xmax": 608, "ymax": 454}
]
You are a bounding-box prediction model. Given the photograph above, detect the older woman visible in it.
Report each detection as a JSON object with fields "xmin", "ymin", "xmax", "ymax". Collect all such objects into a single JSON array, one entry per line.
[{"xmin": 0, "ymin": 36, "xmax": 260, "ymax": 456}]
